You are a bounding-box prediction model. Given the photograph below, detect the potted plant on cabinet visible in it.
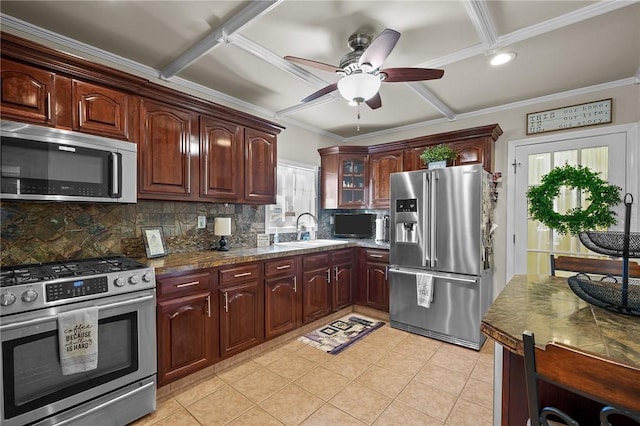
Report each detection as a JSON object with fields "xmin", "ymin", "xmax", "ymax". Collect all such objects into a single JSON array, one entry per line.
[{"xmin": 420, "ymin": 144, "xmax": 458, "ymax": 169}]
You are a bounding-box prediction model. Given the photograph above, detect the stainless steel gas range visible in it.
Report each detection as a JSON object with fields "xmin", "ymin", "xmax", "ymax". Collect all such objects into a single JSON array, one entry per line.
[{"xmin": 0, "ymin": 256, "xmax": 157, "ymax": 426}]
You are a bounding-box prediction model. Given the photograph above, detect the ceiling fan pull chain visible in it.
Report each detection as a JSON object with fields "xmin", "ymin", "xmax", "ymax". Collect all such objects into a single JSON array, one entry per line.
[{"xmin": 357, "ymin": 103, "xmax": 361, "ymax": 131}]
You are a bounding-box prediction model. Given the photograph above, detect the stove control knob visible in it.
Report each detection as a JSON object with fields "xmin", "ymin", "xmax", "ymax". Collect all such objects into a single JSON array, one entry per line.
[
  {"xmin": 1, "ymin": 292, "xmax": 16, "ymax": 306},
  {"xmin": 21, "ymin": 289, "xmax": 38, "ymax": 303},
  {"xmin": 114, "ymin": 277, "xmax": 126, "ymax": 287},
  {"xmin": 128, "ymin": 275, "xmax": 139, "ymax": 285},
  {"xmin": 142, "ymin": 272, "xmax": 153, "ymax": 283}
]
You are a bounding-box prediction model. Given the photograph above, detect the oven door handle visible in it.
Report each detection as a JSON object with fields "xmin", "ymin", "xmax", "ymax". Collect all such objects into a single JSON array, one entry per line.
[
  {"xmin": 52, "ymin": 380, "xmax": 155, "ymax": 426},
  {"xmin": 0, "ymin": 294, "xmax": 155, "ymax": 331}
]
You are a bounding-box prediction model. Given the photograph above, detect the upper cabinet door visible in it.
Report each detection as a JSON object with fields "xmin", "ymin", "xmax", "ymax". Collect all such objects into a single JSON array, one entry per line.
[
  {"xmin": 338, "ymin": 155, "xmax": 368, "ymax": 208},
  {"xmin": 200, "ymin": 116, "xmax": 244, "ymax": 201},
  {"xmin": 369, "ymin": 151, "xmax": 403, "ymax": 209},
  {"xmin": 0, "ymin": 59, "xmax": 55, "ymax": 126},
  {"xmin": 244, "ymin": 128, "xmax": 276, "ymax": 204},
  {"xmin": 139, "ymin": 99, "xmax": 195, "ymax": 198},
  {"xmin": 73, "ymin": 80, "xmax": 133, "ymax": 141}
]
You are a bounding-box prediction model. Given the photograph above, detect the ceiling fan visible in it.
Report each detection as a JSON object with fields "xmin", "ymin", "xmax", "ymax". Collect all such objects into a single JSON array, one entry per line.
[{"xmin": 284, "ymin": 28, "xmax": 444, "ymax": 110}]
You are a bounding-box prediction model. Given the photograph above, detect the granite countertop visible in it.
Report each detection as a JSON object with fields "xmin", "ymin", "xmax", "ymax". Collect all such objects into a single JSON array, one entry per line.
[
  {"xmin": 481, "ymin": 274, "xmax": 640, "ymax": 368},
  {"xmin": 143, "ymin": 239, "xmax": 390, "ymax": 275}
]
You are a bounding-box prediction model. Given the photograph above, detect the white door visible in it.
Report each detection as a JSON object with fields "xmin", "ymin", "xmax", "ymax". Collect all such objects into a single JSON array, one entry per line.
[{"xmin": 510, "ymin": 128, "xmax": 631, "ymax": 276}]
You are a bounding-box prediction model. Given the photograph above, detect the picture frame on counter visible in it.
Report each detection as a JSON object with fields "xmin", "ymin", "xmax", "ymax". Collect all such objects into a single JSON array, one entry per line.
[
  {"xmin": 141, "ymin": 226, "xmax": 168, "ymax": 258},
  {"xmin": 526, "ymin": 98, "xmax": 612, "ymax": 135}
]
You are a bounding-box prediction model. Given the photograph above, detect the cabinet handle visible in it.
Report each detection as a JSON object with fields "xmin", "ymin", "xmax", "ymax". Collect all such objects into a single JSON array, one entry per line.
[
  {"xmin": 206, "ymin": 295, "xmax": 211, "ymax": 318},
  {"xmin": 385, "ymin": 265, "xmax": 389, "ymax": 280},
  {"xmin": 168, "ymin": 305, "xmax": 196, "ymax": 319},
  {"xmin": 46, "ymin": 93, "xmax": 52, "ymax": 120},
  {"xmin": 334, "ymin": 266, "xmax": 338, "ymax": 281},
  {"xmin": 326, "ymin": 268, "xmax": 331, "ymax": 284},
  {"xmin": 233, "ymin": 272, "xmax": 252, "ymax": 278},
  {"xmin": 369, "ymin": 254, "xmax": 383, "ymax": 258},
  {"xmin": 224, "ymin": 291, "xmax": 229, "ymax": 313},
  {"xmin": 293, "ymin": 276, "xmax": 297, "ymax": 293},
  {"xmin": 78, "ymin": 101, "xmax": 83, "ymax": 125},
  {"xmin": 176, "ymin": 281, "xmax": 200, "ymax": 288},
  {"xmin": 276, "ymin": 264, "xmax": 291, "ymax": 270}
]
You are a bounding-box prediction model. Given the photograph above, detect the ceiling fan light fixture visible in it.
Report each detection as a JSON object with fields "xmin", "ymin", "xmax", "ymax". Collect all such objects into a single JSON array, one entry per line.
[
  {"xmin": 337, "ymin": 73, "xmax": 381, "ymax": 103},
  {"xmin": 489, "ymin": 52, "xmax": 516, "ymax": 66}
]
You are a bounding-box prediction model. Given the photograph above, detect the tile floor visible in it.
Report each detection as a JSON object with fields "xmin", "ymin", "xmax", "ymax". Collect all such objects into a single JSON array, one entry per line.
[{"xmin": 133, "ymin": 325, "xmax": 495, "ymax": 426}]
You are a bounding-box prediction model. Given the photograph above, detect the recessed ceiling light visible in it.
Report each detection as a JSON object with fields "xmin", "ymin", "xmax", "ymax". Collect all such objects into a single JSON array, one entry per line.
[{"xmin": 490, "ymin": 52, "xmax": 517, "ymax": 66}]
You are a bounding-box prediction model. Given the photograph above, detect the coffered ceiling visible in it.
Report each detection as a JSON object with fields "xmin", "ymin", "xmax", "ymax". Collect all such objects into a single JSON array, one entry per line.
[{"xmin": 1, "ymin": 1, "xmax": 639, "ymax": 142}]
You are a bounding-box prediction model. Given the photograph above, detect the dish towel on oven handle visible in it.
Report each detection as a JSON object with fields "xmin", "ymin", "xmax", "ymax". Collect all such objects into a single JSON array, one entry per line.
[
  {"xmin": 58, "ymin": 306, "xmax": 99, "ymax": 375},
  {"xmin": 416, "ymin": 273, "xmax": 434, "ymax": 308}
]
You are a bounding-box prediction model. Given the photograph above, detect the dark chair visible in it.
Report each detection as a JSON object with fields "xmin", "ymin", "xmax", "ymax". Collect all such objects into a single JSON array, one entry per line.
[
  {"xmin": 523, "ymin": 330, "xmax": 640, "ymax": 426},
  {"xmin": 549, "ymin": 255, "xmax": 640, "ymax": 277}
]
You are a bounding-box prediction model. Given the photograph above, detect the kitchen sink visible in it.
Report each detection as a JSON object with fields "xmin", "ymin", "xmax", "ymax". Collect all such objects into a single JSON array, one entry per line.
[{"xmin": 275, "ymin": 239, "xmax": 350, "ymax": 248}]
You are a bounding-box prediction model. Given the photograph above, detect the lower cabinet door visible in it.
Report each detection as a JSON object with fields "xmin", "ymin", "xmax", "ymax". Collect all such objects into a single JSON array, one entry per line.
[
  {"xmin": 264, "ymin": 274, "xmax": 300, "ymax": 339},
  {"xmin": 302, "ymin": 268, "xmax": 331, "ymax": 324},
  {"xmin": 333, "ymin": 263, "xmax": 353, "ymax": 311},
  {"xmin": 365, "ymin": 263, "xmax": 389, "ymax": 311},
  {"xmin": 220, "ymin": 282, "xmax": 263, "ymax": 358},
  {"xmin": 157, "ymin": 291, "xmax": 216, "ymax": 386}
]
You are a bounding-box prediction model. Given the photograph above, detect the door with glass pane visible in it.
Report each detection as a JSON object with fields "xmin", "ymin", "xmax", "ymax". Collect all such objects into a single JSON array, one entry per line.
[{"xmin": 513, "ymin": 133, "xmax": 627, "ymax": 275}]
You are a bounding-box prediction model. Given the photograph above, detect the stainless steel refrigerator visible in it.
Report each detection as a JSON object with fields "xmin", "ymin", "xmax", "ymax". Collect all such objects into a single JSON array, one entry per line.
[{"xmin": 389, "ymin": 164, "xmax": 494, "ymax": 350}]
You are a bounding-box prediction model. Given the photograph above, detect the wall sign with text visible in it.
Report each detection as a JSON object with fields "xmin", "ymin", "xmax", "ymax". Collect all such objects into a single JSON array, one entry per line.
[{"xmin": 526, "ymin": 98, "xmax": 612, "ymax": 135}]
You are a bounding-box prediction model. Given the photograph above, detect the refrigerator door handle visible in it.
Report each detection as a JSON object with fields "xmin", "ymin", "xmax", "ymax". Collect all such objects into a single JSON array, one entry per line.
[
  {"xmin": 423, "ymin": 172, "xmax": 430, "ymax": 267},
  {"xmin": 389, "ymin": 267, "xmax": 478, "ymax": 284},
  {"xmin": 429, "ymin": 173, "xmax": 438, "ymax": 269}
]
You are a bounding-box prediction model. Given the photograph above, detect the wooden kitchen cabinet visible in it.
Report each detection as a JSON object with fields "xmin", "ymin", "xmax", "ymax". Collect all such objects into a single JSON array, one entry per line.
[
  {"xmin": 331, "ymin": 249, "xmax": 354, "ymax": 311},
  {"xmin": 200, "ymin": 116, "xmax": 244, "ymax": 201},
  {"xmin": 360, "ymin": 248, "xmax": 389, "ymax": 312},
  {"xmin": 264, "ymin": 257, "xmax": 301, "ymax": 340},
  {"xmin": 138, "ymin": 98, "xmax": 196, "ymax": 199},
  {"xmin": 369, "ymin": 150, "xmax": 403, "ymax": 209},
  {"xmin": 156, "ymin": 270, "xmax": 217, "ymax": 386},
  {"xmin": 72, "ymin": 80, "xmax": 134, "ymax": 141},
  {"xmin": 244, "ymin": 128, "xmax": 277, "ymax": 204},
  {"xmin": 1, "ymin": 58, "xmax": 56, "ymax": 126},
  {"xmin": 301, "ymin": 252, "xmax": 332, "ymax": 324},
  {"xmin": 318, "ymin": 146, "xmax": 369, "ymax": 209},
  {"xmin": 219, "ymin": 263, "xmax": 264, "ymax": 358}
]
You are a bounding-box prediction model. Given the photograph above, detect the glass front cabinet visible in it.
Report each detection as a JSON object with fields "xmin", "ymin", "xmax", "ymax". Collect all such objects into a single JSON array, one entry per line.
[{"xmin": 338, "ymin": 155, "xmax": 367, "ymax": 208}]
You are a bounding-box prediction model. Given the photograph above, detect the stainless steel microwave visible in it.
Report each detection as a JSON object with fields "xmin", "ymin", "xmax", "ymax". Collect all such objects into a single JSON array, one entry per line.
[{"xmin": 1, "ymin": 120, "xmax": 137, "ymax": 203}]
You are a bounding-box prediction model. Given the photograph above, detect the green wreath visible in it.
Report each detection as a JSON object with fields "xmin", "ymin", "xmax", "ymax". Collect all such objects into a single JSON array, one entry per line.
[{"xmin": 526, "ymin": 164, "xmax": 621, "ymax": 235}]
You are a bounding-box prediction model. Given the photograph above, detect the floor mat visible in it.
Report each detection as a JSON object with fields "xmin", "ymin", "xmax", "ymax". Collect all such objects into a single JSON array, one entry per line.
[{"xmin": 298, "ymin": 314, "xmax": 384, "ymax": 354}]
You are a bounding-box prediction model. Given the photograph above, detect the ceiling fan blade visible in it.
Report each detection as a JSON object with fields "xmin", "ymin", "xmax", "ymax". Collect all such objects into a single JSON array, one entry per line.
[
  {"xmin": 284, "ymin": 56, "xmax": 342, "ymax": 73},
  {"xmin": 365, "ymin": 93, "xmax": 382, "ymax": 110},
  {"xmin": 380, "ymin": 67, "xmax": 444, "ymax": 82},
  {"xmin": 358, "ymin": 28, "xmax": 400, "ymax": 70},
  {"xmin": 301, "ymin": 82, "xmax": 338, "ymax": 103}
]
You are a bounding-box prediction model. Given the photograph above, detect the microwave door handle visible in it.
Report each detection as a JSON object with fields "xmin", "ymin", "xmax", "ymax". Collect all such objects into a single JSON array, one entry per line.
[{"xmin": 110, "ymin": 152, "xmax": 122, "ymax": 198}]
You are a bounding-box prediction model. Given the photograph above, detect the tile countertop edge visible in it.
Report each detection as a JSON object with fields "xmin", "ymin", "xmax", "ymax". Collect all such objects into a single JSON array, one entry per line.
[
  {"xmin": 481, "ymin": 274, "xmax": 640, "ymax": 368},
  {"xmin": 141, "ymin": 240, "xmax": 390, "ymax": 276}
]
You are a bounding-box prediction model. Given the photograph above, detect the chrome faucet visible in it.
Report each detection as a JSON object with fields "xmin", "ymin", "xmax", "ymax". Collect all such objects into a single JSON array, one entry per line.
[{"xmin": 296, "ymin": 212, "xmax": 318, "ymax": 240}]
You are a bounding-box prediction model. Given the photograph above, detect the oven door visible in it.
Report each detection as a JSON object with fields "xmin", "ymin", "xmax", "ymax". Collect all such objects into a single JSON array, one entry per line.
[{"xmin": 0, "ymin": 289, "xmax": 156, "ymax": 426}]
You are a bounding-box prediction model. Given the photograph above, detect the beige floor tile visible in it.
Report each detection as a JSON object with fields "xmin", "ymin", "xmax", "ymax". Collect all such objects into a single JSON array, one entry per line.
[
  {"xmin": 253, "ymin": 346, "xmax": 291, "ymax": 366},
  {"xmin": 131, "ymin": 397, "xmax": 182, "ymax": 425},
  {"xmin": 396, "ymin": 380, "xmax": 458, "ymax": 422},
  {"xmin": 437, "ymin": 342, "xmax": 482, "ymax": 362},
  {"xmin": 295, "ymin": 366, "xmax": 351, "ymax": 400},
  {"xmin": 392, "ymin": 336, "xmax": 441, "ymax": 361},
  {"xmin": 295, "ymin": 343, "xmax": 334, "ymax": 363},
  {"xmin": 322, "ymin": 352, "xmax": 371, "ymax": 379},
  {"xmin": 260, "ymin": 384, "xmax": 324, "ymax": 426},
  {"xmin": 460, "ymin": 377, "xmax": 494, "ymax": 409},
  {"xmin": 356, "ymin": 364, "xmax": 412, "ymax": 398},
  {"xmin": 173, "ymin": 375, "xmax": 225, "ymax": 406},
  {"xmin": 374, "ymin": 400, "xmax": 444, "ymax": 426},
  {"xmin": 413, "ymin": 363, "xmax": 470, "ymax": 395},
  {"xmin": 280, "ymin": 338, "xmax": 307, "ymax": 352},
  {"xmin": 216, "ymin": 360, "xmax": 262, "ymax": 383},
  {"xmin": 151, "ymin": 408, "xmax": 200, "ymax": 426},
  {"xmin": 361, "ymin": 327, "xmax": 407, "ymax": 349},
  {"xmin": 227, "ymin": 406, "xmax": 285, "ymax": 426},
  {"xmin": 300, "ymin": 403, "xmax": 366, "ymax": 426},
  {"xmin": 231, "ymin": 367, "xmax": 291, "ymax": 403},
  {"xmin": 340, "ymin": 340, "xmax": 389, "ymax": 363},
  {"xmin": 329, "ymin": 381, "xmax": 393, "ymax": 424},
  {"xmin": 428, "ymin": 348, "xmax": 478, "ymax": 376},
  {"xmin": 470, "ymin": 359, "xmax": 494, "ymax": 384},
  {"xmin": 445, "ymin": 398, "xmax": 493, "ymax": 426},
  {"xmin": 266, "ymin": 352, "xmax": 319, "ymax": 380},
  {"xmin": 186, "ymin": 385, "xmax": 254, "ymax": 425},
  {"xmin": 375, "ymin": 350, "xmax": 426, "ymax": 377}
]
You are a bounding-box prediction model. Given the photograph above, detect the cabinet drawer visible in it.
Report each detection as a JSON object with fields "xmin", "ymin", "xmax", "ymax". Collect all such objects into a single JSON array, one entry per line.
[
  {"xmin": 220, "ymin": 263, "xmax": 260, "ymax": 286},
  {"xmin": 364, "ymin": 249, "xmax": 389, "ymax": 263},
  {"xmin": 157, "ymin": 271, "xmax": 211, "ymax": 299},
  {"xmin": 332, "ymin": 248, "xmax": 353, "ymax": 264},
  {"xmin": 302, "ymin": 253, "xmax": 330, "ymax": 270},
  {"xmin": 264, "ymin": 257, "xmax": 297, "ymax": 277}
]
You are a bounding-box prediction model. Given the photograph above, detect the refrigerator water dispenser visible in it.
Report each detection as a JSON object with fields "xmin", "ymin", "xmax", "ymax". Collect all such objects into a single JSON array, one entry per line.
[{"xmin": 396, "ymin": 222, "xmax": 417, "ymax": 243}]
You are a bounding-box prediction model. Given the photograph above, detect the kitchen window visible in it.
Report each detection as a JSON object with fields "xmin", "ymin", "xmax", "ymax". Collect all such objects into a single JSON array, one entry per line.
[{"xmin": 265, "ymin": 161, "xmax": 317, "ymax": 235}]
